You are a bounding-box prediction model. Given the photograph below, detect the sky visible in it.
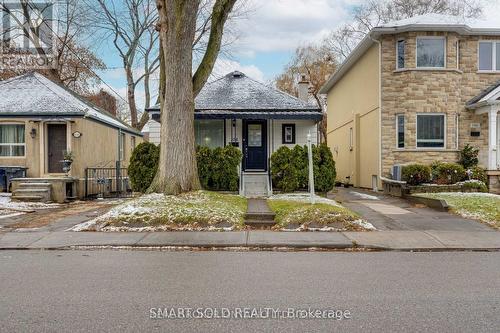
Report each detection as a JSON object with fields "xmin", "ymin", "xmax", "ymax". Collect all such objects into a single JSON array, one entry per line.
[{"xmin": 96, "ymin": 0, "xmax": 500, "ymax": 112}]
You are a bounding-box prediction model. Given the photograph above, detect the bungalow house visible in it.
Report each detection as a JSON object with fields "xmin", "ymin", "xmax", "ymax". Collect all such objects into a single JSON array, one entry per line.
[
  {"xmin": 145, "ymin": 70, "xmax": 322, "ymax": 196},
  {"xmin": 0, "ymin": 72, "xmax": 143, "ymax": 202},
  {"xmin": 319, "ymin": 14, "xmax": 500, "ymax": 193}
]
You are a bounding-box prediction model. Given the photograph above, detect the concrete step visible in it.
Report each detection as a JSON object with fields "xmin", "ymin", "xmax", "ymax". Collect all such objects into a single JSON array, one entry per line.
[
  {"xmin": 244, "ymin": 220, "xmax": 276, "ymax": 228},
  {"xmin": 246, "ymin": 212, "xmax": 275, "ymax": 221},
  {"xmin": 11, "ymin": 195, "xmax": 44, "ymax": 202},
  {"xmin": 18, "ymin": 182, "xmax": 51, "ymax": 189}
]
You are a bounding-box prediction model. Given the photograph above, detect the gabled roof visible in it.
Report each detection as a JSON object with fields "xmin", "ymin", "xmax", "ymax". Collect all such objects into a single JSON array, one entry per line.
[
  {"xmin": 147, "ymin": 71, "xmax": 321, "ymax": 117},
  {"xmin": 0, "ymin": 72, "xmax": 141, "ymax": 135},
  {"xmin": 466, "ymin": 80, "xmax": 500, "ymax": 109},
  {"xmin": 319, "ymin": 14, "xmax": 500, "ymax": 94}
]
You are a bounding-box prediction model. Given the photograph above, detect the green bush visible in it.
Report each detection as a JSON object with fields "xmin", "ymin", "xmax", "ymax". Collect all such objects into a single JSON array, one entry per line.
[
  {"xmin": 128, "ymin": 142, "xmax": 160, "ymax": 192},
  {"xmin": 433, "ymin": 162, "xmax": 466, "ymax": 185},
  {"xmin": 270, "ymin": 144, "xmax": 336, "ymax": 193},
  {"xmin": 468, "ymin": 166, "xmax": 488, "ymax": 184},
  {"xmin": 459, "ymin": 144, "xmax": 479, "ymax": 169},
  {"xmin": 461, "ymin": 180, "xmax": 488, "ymax": 193},
  {"xmin": 196, "ymin": 145, "xmax": 242, "ymax": 191},
  {"xmin": 402, "ymin": 164, "xmax": 431, "ymax": 186},
  {"xmin": 313, "ymin": 144, "xmax": 336, "ymax": 193},
  {"xmin": 271, "ymin": 146, "xmax": 300, "ymax": 192}
]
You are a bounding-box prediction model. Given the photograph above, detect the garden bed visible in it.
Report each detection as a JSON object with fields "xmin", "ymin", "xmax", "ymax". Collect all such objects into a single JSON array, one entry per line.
[
  {"xmin": 415, "ymin": 192, "xmax": 500, "ymax": 228},
  {"xmin": 70, "ymin": 191, "xmax": 247, "ymax": 232},
  {"xmin": 268, "ymin": 194, "xmax": 375, "ymax": 231}
]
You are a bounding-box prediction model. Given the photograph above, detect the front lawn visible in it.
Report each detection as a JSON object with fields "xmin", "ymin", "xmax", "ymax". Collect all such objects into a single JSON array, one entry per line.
[
  {"xmin": 71, "ymin": 191, "xmax": 247, "ymax": 231},
  {"xmin": 416, "ymin": 192, "xmax": 500, "ymax": 228},
  {"xmin": 268, "ymin": 194, "xmax": 374, "ymax": 231}
]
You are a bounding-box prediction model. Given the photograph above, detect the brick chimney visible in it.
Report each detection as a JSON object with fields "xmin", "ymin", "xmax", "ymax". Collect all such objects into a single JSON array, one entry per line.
[{"xmin": 297, "ymin": 74, "xmax": 310, "ymax": 102}]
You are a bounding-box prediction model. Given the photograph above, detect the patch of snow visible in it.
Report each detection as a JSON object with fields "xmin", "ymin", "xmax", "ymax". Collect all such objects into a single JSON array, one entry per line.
[
  {"xmin": 0, "ymin": 195, "xmax": 61, "ymax": 211},
  {"xmin": 269, "ymin": 193, "xmax": 342, "ymax": 206},
  {"xmin": 0, "ymin": 212, "xmax": 25, "ymax": 220},
  {"xmin": 349, "ymin": 191, "xmax": 380, "ymax": 200},
  {"xmin": 422, "ymin": 192, "xmax": 499, "ymax": 198},
  {"xmin": 68, "ymin": 220, "xmax": 97, "ymax": 232},
  {"xmin": 351, "ymin": 219, "xmax": 376, "ymax": 230}
]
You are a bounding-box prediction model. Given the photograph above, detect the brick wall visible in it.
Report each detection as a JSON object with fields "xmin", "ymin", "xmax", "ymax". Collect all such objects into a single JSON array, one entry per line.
[{"xmin": 380, "ymin": 32, "xmax": 500, "ymax": 176}]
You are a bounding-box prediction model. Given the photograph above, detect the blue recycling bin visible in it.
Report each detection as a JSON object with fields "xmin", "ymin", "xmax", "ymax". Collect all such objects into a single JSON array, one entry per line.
[{"xmin": 0, "ymin": 167, "xmax": 28, "ymax": 192}]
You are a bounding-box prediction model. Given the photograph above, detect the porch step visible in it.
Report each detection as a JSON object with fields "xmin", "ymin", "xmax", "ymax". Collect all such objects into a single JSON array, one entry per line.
[
  {"xmin": 242, "ymin": 173, "xmax": 270, "ymax": 197},
  {"xmin": 12, "ymin": 183, "xmax": 52, "ymax": 203},
  {"xmin": 244, "ymin": 198, "xmax": 275, "ymax": 228}
]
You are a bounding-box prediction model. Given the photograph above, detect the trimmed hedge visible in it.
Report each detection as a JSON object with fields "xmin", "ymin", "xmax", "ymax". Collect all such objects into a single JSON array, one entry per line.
[
  {"xmin": 128, "ymin": 142, "xmax": 160, "ymax": 193},
  {"xmin": 129, "ymin": 144, "xmax": 242, "ymax": 193},
  {"xmin": 271, "ymin": 143, "xmax": 336, "ymax": 193},
  {"xmin": 196, "ymin": 145, "xmax": 242, "ymax": 191},
  {"xmin": 431, "ymin": 162, "xmax": 466, "ymax": 185},
  {"xmin": 402, "ymin": 164, "xmax": 431, "ymax": 186}
]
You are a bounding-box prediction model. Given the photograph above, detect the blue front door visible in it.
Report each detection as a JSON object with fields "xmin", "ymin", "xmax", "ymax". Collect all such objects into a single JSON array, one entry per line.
[{"xmin": 243, "ymin": 120, "xmax": 267, "ymax": 171}]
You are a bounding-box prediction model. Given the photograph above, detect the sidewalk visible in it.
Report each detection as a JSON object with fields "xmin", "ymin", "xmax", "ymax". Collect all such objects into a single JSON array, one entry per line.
[{"xmin": 0, "ymin": 230, "xmax": 499, "ymax": 251}]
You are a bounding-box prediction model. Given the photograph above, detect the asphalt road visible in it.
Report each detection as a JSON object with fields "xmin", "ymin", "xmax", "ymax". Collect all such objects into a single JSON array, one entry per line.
[{"xmin": 0, "ymin": 250, "xmax": 499, "ymax": 333}]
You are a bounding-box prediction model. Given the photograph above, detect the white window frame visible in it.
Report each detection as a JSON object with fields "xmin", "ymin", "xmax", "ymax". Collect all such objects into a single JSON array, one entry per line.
[
  {"xmin": 396, "ymin": 39, "xmax": 405, "ymax": 70},
  {"xmin": 0, "ymin": 123, "xmax": 26, "ymax": 158},
  {"xmin": 477, "ymin": 40, "xmax": 500, "ymax": 72},
  {"xmin": 119, "ymin": 132, "xmax": 126, "ymax": 161},
  {"xmin": 416, "ymin": 36, "xmax": 446, "ymax": 69},
  {"xmin": 415, "ymin": 113, "xmax": 446, "ymax": 149},
  {"xmin": 396, "ymin": 114, "xmax": 405, "ymax": 149}
]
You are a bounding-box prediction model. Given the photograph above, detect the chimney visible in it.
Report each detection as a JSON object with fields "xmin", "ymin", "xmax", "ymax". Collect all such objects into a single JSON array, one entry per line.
[{"xmin": 297, "ymin": 74, "xmax": 309, "ymax": 102}]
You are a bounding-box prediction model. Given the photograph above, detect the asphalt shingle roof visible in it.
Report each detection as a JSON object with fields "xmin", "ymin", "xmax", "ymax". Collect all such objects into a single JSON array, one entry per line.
[
  {"xmin": 0, "ymin": 72, "xmax": 140, "ymax": 135},
  {"xmin": 466, "ymin": 80, "xmax": 500, "ymax": 107},
  {"xmin": 148, "ymin": 71, "xmax": 321, "ymax": 113}
]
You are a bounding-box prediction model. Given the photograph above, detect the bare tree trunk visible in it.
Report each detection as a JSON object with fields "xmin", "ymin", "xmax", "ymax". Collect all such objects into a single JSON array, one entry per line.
[
  {"xmin": 125, "ymin": 65, "xmax": 138, "ymax": 128},
  {"xmin": 148, "ymin": 0, "xmax": 201, "ymax": 194}
]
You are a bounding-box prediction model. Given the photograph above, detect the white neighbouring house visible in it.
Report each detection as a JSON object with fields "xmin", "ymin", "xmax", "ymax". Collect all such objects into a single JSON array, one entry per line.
[{"xmin": 142, "ymin": 71, "xmax": 322, "ymax": 197}]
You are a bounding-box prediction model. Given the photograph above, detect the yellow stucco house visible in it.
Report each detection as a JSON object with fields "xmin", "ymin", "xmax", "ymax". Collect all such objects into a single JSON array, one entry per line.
[
  {"xmin": 0, "ymin": 73, "xmax": 143, "ymax": 202},
  {"xmin": 320, "ymin": 14, "xmax": 500, "ymax": 193}
]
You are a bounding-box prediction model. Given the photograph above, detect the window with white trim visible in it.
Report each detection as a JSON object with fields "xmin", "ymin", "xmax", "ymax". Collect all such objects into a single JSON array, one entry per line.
[
  {"xmin": 416, "ymin": 114, "xmax": 445, "ymax": 148},
  {"xmin": 396, "ymin": 39, "xmax": 405, "ymax": 69},
  {"xmin": 0, "ymin": 124, "xmax": 25, "ymax": 157},
  {"xmin": 478, "ymin": 41, "xmax": 500, "ymax": 71},
  {"xmin": 396, "ymin": 115, "xmax": 405, "ymax": 148},
  {"xmin": 119, "ymin": 132, "xmax": 126, "ymax": 161},
  {"xmin": 416, "ymin": 37, "xmax": 446, "ymax": 68}
]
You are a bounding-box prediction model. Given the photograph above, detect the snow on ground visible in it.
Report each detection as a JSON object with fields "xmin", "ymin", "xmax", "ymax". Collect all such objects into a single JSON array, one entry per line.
[
  {"xmin": 349, "ymin": 191, "xmax": 380, "ymax": 200},
  {"xmin": 421, "ymin": 192, "xmax": 499, "ymax": 198},
  {"xmin": 269, "ymin": 193, "xmax": 342, "ymax": 206},
  {"xmin": 0, "ymin": 193, "xmax": 61, "ymax": 211}
]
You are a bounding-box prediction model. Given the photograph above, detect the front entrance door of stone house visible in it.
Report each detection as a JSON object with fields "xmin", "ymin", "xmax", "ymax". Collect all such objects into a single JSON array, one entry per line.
[
  {"xmin": 47, "ymin": 124, "xmax": 67, "ymax": 173},
  {"xmin": 243, "ymin": 120, "xmax": 267, "ymax": 171}
]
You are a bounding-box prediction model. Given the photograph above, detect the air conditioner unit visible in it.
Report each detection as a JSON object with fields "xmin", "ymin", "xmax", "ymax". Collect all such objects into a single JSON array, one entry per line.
[{"xmin": 392, "ymin": 165, "xmax": 403, "ymax": 181}]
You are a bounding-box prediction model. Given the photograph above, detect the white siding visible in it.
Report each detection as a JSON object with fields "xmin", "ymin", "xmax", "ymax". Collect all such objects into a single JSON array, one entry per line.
[
  {"xmin": 143, "ymin": 119, "xmax": 161, "ymax": 145},
  {"xmin": 270, "ymin": 119, "xmax": 318, "ymax": 154}
]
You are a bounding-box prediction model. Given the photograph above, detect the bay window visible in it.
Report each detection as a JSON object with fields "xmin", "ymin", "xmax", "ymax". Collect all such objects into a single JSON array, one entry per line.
[
  {"xmin": 195, "ymin": 120, "xmax": 224, "ymax": 148},
  {"xmin": 0, "ymin": 124, "xmax": 25, "ymax": 157},
  {"xmin": 416, "ymin": 37, "xmax": 445, "ymax": 68},
  {"xmin": 416, "ymin": 114, "xmax": 445, "ymax": 148},
  {"xmin": 478, "ymin": 41, "xmax": 500, "ymax": 71}
]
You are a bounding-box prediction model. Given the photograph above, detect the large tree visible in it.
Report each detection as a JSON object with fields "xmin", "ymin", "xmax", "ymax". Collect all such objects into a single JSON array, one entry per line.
[
  {"xmin": 148, "ymin": 0, "xmax": 236, "ymax": 195},
  {"xmin": 325, "ymin": 0, "xmax": 484, "ymax": 61},
  {"xmin": 275, "ymin": 44, "xmax": 337, "ymax": 143}
]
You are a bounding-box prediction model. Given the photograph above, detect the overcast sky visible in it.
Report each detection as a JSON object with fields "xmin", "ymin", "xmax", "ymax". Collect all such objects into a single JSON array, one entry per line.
[{"xmin": 97, "ymin": 0, "xmax": 500, "ymax": 111}]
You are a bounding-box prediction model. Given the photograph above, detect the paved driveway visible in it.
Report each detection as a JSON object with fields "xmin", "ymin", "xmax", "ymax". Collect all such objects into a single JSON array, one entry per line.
[{"xmin": 330, "ymin": 188, "xmax": 493, "ymax": 231}]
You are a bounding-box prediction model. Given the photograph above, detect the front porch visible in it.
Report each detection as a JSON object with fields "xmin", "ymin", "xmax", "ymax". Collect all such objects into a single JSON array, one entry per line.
[{"xmin": 466, "ymin": 82, "xmax": 500, "ymax": 193}]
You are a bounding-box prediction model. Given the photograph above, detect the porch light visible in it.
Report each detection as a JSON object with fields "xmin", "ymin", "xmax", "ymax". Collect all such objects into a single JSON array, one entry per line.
[{"xmin": 30, "ymin": 128, "xmax": 37, "ymax": 139}]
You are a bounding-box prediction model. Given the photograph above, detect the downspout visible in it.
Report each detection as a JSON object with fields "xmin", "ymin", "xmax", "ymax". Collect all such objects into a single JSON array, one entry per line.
[{"xmin": 369, "ymin": 32, "xmax": 383, "ymax": 189}]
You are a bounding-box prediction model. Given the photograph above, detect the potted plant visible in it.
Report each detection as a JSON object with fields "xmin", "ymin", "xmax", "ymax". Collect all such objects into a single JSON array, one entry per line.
[{"xmin": 62, "ymin": 151, "xmax": 74, "ymax": 175}]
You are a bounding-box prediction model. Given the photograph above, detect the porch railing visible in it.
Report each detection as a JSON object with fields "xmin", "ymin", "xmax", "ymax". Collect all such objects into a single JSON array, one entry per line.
[{"xmin": 85, "ymin": 162, "xmax": 132, "ymax": 198}]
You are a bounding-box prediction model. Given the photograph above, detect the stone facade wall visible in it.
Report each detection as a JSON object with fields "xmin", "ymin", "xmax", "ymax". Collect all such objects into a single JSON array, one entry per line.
[{"xmin": 380, "ymin": 32, "xmax": 500, "ymax": 177}]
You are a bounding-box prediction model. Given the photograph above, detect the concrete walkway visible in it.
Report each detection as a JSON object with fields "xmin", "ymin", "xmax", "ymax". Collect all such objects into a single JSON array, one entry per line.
[
  {"xmin": 0, "ymin": 230, "xmax": 499, "ymax": 251},
  {"xmin": 330, "ymin": 188, "xmax": 493, "ymax": 231}
]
